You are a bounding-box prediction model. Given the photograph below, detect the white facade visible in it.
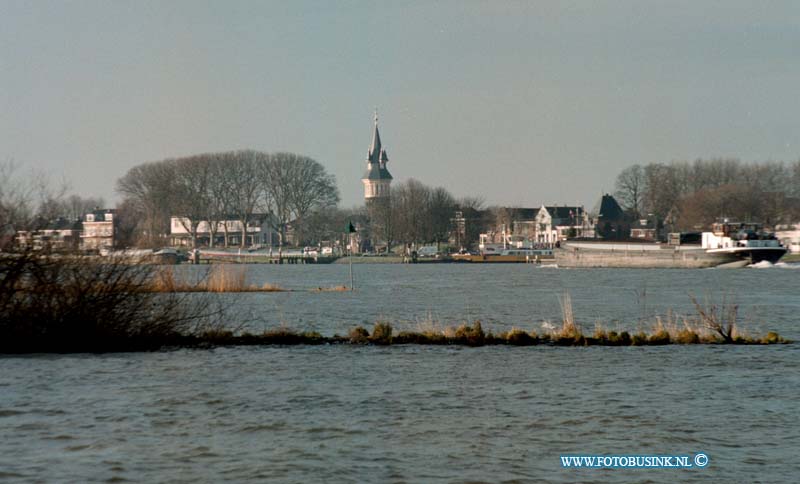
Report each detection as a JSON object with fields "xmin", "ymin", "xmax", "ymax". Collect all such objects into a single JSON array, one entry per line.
[
  {"xmin": 518, "ymin": 206, "xmax": 593, "ymax": 245},
  {"xmin": 170, "ymin": 216, "xmax": 277, "ymax": 247},
  {"xmin": 81, "ymin": 211, "xmax": 115, "ymax": 251}
]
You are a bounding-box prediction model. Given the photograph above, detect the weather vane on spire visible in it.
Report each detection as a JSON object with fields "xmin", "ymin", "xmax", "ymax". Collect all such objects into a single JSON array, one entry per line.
[{"xmin": 374, "ymin": 107, "xmax": 378, "ymax": 124}]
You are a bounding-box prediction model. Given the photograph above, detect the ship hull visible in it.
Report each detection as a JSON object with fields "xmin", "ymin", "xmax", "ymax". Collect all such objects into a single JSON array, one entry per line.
[
  {"xmin": 554, "ymin": 243, "xmax": 740, "ymax": 269},
  {"xmin": 707, "ymin": 247, "xmax": 788, "ymax": 265},
  {"xmin": 452, "ymin": 254, "xmax": 555, "ymax": 263}
]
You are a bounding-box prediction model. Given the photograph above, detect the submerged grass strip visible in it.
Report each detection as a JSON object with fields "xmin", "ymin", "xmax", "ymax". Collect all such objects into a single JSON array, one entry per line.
[{"xmin": 189, "ymin": 320, "xmax": 790, "ymax": 348}]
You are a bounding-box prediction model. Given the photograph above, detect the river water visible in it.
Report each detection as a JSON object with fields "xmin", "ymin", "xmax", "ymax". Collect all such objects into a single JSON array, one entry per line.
[{"xmin": 2, "ymin": 264, "xmax": 799, "ymax": 483}]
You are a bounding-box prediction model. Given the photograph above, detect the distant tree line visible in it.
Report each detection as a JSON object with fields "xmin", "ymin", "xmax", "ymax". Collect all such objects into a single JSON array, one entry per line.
[
  {"xmin": 365, "ymin": 178, "xmax": 486, "ymax": 251},
  {"xmin": 614, "ymin": 159, "xmax": 800, "ymax": 230},
  {"xmin": 116, "ymin": 151, "xmax": 339, "ymax": 248}
]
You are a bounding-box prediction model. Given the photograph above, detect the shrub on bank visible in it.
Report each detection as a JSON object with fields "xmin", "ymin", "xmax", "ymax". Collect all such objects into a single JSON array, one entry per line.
[
  {"xmin": 505, "ymin": 328, "xmax": 537, "ymax": 346},
  {"xmin": 0, "ymin": 251, "xmax": 222, "ymax": 353}
]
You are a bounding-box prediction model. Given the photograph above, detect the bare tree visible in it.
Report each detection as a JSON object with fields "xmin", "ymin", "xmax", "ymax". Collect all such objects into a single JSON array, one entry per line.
[
  {"xmin": 0, "ymin": 160, "xmax": 36, "ymax": 231},
  {"xmin": 172, "ymin": 156, "xmax": 212, "ymax": 248},
  {"xmin": 427, "ymin": 186, "xmax": 457, "ymax": 249},
  {"xmin": 643, "ymin": 163, "xmax": 680, "ymax": 219},
  {"xmin": 457, "ymin": 196, "xmax": 487, "ymax": 250},
  {"xmin": 391, "ymin": 179, "xmax": 431, "ymax": 248},
  {"xmin": 258, "ymin": 153, "xmax": 293, "ymax": 246},
  {"xmin": 116, "ymin": 160, "xmax": 178, "ymax": 247},
  {"xmin": 613, "ymin": 158, "xmax": 800, "ymax": 228},
  {"xmin": 63, "ymin": 195, "xmax": 106, "ymax": 221},
  {"xmin": 614, "ymin": 164, "xmax": 645, "ymax": 217},
  {"xmin": 226, "ymin": 151, "xmax": 264, "ymax": 248},
  {"xmin": 32, "ymin": 174, "xmax": 70, "ymax": 223},
  {"xmin": 113, "ymin": 198, "xmax": 141, "ymax": 248},
  {"xmin": 206, "ymin": 154, "xmax": 234, "ymax": 248},
  {"xmin": 287, "ymin": 155, "xmax": 340, "ymax": 222}
]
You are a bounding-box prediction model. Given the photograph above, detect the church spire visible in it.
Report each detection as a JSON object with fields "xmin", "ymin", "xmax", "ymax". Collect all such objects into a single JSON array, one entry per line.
[
  {"xmin": 362, "ymin": 109, "xmax": 393, "ymax": 200},
  {"xmin": 368, "ymin": 109, "xmax": 382, "ymax": 164}
]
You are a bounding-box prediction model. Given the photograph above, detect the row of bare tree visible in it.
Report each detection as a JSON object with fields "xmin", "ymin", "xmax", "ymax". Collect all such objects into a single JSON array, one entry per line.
[
  {"xmin": 116, "ymin": 150, "xmax": 339, "ymax": 248},
  {"xmin": 366, "ymin": 178, "xmax": 487, "ymax": 251},
  {"xmin": 0, "ymin": 160, "xmax": 104, "ymax": 234},
  {"xmin": 614, "ymin": 159, "xmax": 800, "ymax": 229}
]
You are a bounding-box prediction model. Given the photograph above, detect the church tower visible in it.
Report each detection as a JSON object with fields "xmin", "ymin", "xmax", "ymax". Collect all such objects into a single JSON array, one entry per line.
[{"xmin": 361, "ymin": 110, "xmax": 393, "ymax": 200}]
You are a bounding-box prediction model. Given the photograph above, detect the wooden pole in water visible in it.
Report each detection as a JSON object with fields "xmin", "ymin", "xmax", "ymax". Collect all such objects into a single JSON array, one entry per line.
[
  {"xmin": 349, "ymin": 236, "xmax": 355, "ymax": 291},
  {"xmin": 346, "ymin": 221, "xmax": 356, "ymax": 291}
]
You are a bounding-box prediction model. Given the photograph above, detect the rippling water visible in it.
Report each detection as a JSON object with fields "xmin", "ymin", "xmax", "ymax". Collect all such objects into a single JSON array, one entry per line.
[
  {"xmin": 191, "ymin": 263, "xmax": 800, "ymax": 338},
  {"xmin": 2, "ymin": 265, "xmax": 799, "ymax": 483}
]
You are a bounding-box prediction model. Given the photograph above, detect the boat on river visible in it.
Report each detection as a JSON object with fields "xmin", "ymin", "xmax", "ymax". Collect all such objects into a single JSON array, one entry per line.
[
  {"xmin": 555, "ymin": 222, "xmax": 787, "ymax": 268},
  {"xmin": 452, "ymin": 247, "xmax": 554, "ymax": 263}
]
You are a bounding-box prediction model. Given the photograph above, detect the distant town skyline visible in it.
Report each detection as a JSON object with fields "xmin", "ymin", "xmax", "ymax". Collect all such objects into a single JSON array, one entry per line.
[{"xmin": 2, "ymin": 1, "xmax": 799, "ymax": 209}]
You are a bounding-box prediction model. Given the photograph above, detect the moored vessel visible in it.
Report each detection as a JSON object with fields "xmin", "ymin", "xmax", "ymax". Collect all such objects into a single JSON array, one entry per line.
[
  {"xmin": 555, "ymin": 222, "xmax": 787, "ymax": 269},
  {"xmin": 452, "ymin": 247, "xmax": 554, "ymax": 263}
]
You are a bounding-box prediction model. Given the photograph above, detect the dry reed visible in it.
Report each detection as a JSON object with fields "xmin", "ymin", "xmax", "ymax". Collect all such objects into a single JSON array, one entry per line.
[{"xmin": 148, "ymin": 265, "xmax": 286, "ymax": 293}]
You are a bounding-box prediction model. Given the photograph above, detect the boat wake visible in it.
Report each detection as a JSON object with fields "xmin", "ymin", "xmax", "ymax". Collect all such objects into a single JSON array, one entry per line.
[{"xmin": 748, "ymin": 261, "xmax": 800, "ymax": 269}]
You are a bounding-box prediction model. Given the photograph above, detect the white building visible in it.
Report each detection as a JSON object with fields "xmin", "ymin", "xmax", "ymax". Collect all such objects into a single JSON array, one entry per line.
[
  {"xmin": 514, "ymin": 205, "xmax": 593, "ymax": 246},
  {"xmin": 169, "ymin": 215, "xmax": 278, "ymax": 248},
  {"xmin": 81, "ymin": 209, "xmax": 116, "ymax": 252}
]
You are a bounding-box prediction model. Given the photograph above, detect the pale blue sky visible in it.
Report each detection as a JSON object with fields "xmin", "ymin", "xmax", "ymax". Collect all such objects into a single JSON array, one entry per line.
[{"xmin": 2, "ymin": 0, "xmax": 798, "ymax": 208}]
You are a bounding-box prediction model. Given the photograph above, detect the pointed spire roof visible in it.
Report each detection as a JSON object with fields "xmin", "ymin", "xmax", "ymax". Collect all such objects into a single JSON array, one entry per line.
[
  {"xmin": 362, "ymin": 109, "xmax": 393, "ymax": 181},
  {"xmin": 368, "ymin": 109, "xmax": 382, "ymax": 164}
]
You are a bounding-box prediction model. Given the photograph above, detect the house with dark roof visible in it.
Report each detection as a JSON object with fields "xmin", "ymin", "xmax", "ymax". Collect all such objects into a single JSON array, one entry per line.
[
  {"xmin": 630, "ymin": 218, "xmax": 658, "ymax": 240},
  {"xmin": 479, "ymin": 205, "xmax": 594, "ymax": 249},
  {"xmin": 594, "ymin": 194, "xmax": 631, "ymax": 240},
  {"xmin": 505, "ymin": 205, "xmax": 593, "ymax": 246}
]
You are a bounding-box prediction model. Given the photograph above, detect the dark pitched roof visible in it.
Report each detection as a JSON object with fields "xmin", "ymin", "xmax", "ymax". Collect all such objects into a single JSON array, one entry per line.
[
  {"xmin": 543, "ymin": 206, "xmax": 584, "ymax": 220},
  {"xmin": 511, "ymin": 208, "xmax": 539, "ymax": 220},
  {"xmin": 597, "ymin": 195, "xmax": 625, "ymax": 221}
]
